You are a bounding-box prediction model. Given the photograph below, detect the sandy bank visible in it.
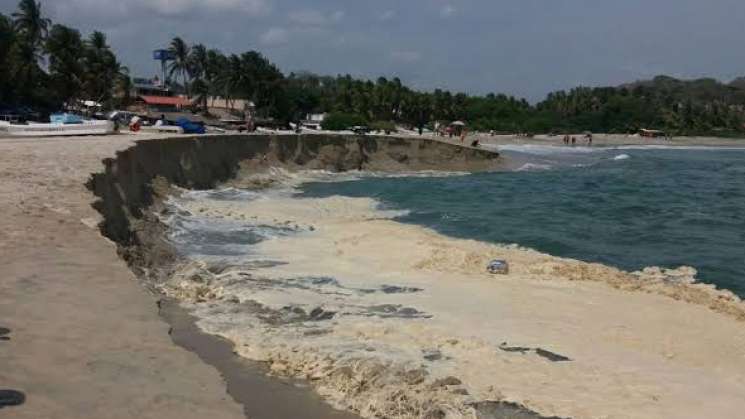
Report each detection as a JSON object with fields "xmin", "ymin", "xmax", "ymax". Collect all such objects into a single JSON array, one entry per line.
[
  {"xmin": 0, "ymin": 133, "xmax": 497, "ymax": 418},
  {"xmin": 0, "ymin": 134, "xmax": 247, "ymax": 419}
]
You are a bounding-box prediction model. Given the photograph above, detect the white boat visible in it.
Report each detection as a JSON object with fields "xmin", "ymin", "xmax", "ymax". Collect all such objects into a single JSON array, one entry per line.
[
  {"xmin": 0, "ymin": 120, "xmax": 116, "ymax": 137},
  {"xmin": 138, "ymin": 124, "xmax": 184, "ymax": 134}
]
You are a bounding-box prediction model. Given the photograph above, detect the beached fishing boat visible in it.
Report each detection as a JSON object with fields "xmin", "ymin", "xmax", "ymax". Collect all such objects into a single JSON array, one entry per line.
[
  {"xmin": 138, "ymin": 124, "xmax": 185, "ymax": 134},
  {"xmin": 0, "ymin": 119, "xmax": 116, "ymax": 137}
]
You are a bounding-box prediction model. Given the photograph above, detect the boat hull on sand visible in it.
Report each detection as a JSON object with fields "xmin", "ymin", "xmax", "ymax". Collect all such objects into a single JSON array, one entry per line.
[
  {"xmin": 0, "ymin": 120, "xmax": 116, "ymax": 137},
  {"xmin": 138, "ymin": 125, "xmax": 184, "ymax": 134}
]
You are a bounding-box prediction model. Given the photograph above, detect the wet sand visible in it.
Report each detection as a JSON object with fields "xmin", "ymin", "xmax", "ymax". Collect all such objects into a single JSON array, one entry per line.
[{"xmin": 161, "ymin": 299, "xmax": 360, "ymax": 419}]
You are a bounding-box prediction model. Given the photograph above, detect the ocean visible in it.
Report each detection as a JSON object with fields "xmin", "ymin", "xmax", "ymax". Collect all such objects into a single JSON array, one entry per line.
[
  {"xmin": 161, "ymin": 145, "xmax": 745, "ymax": 419},
  {"xmin": 299, "ymin": 146, "xmax": 745, "ymax": 296}
]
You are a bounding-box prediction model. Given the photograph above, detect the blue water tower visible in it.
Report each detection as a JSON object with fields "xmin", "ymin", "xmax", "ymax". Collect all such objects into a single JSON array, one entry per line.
[{"xmin": 153, "ymin": 49, "xmax": 175, "ymax": 86}]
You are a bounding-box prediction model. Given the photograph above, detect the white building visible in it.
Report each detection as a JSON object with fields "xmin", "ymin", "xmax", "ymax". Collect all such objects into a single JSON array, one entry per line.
[{"xmin": 302, "ymin": 113, "xmax": 327, "ymax": 130}]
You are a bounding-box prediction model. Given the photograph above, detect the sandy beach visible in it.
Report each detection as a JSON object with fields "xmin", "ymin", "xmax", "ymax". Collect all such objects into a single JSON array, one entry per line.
[
  {"xmin": 446, "ymin": 132, "xmax": 745, "ymax": 148},
  {"xmin": 0, "ymin": 134, "xmax": 248, "ymax": 418},
  {"xmin": 1, "ymin": 132, "xmax": 744, "ymax": 419}
]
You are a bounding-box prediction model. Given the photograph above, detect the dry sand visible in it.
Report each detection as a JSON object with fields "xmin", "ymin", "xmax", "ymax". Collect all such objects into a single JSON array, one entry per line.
[
  {"xmin": 440, "ymin": 132, "xmax": 745, "ymax": 148},
  {"xmin": 0, "ymin": 134, "xmax": 245, "ymax": 419}
]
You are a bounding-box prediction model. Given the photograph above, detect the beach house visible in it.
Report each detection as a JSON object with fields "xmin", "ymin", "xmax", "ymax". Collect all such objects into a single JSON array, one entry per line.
[
  {"xmin": 301, "ymin": 113, "xmax": 327, "ymax": 130},
  {"xmin": 128, "ymin": 77, "xmax": 193, "ymax": 116}
]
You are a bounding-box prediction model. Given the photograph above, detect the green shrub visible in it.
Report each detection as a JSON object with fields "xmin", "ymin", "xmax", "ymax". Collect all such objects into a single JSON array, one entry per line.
[
  {"xmin": 321, "ymin": 112, "xmax": 367, "ymax": 131},
  {"xmin": 370, "ymin": 120, "xmax": 397, "ymax": 133}
]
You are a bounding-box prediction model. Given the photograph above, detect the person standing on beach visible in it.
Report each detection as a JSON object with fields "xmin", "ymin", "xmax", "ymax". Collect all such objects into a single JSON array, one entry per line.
[{"xmin": 571, "ymin": 136, "xmax": 576, "ymax": 145}]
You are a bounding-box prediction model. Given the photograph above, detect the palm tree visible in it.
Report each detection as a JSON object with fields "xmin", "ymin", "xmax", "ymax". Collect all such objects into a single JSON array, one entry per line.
[
  {"xmin": 189, "ymin": 44, "xmax": 208, "ymax": 109},
  {"xmin": 221, "ymin": 54, "xmax": 244, "ymax": 110},
  {"xmin": 168, "ymin": 37, "xmax": 191, "ymax": 94},
  {"xmin": 190, "ymin": 78, "xmax": 209, "ymax": 112},
  {"xmin": 45, "ymin": 24, "xmax": 85, "ymax": 104},
  {"xmin": 9, "ymin": 0, "xmax": 51, "ymax": 105},
  {"xmin": 12, "ymin": 0, "xmax": 50, "ymax": 55},
  {"xmin": 82, "ymin": 31, "xmax": 124, "ymax": 104},
  {"xmin": 114, "ymin": 66, "xmax": 132, "ymax": 106},
  {"xmin": 189, "ymin": 44, "xmax": 207, "ymax": 80},
  {"xmin": 204, "ymin": 49, "xmax": 226, "ymax": 107},
  {"xmin": 0, "ymin": 13, "xmax": 16, "ymax": 103},
  {"xmin": 0, "ymin": 13, "xmax": 14, "ymax": 56}
]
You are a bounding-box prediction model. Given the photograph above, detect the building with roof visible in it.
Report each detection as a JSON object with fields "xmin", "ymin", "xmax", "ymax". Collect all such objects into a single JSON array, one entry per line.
[
  {"xmin": 301, "ymin": 113, "xmax": 327, "ymax": 130},
  {"xmin": 129, "ymin": 95, "xmax": 193, "ymax": 116},
  {"xmin": 131, "ymin": 77, "xmax": 171, "ymax": 97}
]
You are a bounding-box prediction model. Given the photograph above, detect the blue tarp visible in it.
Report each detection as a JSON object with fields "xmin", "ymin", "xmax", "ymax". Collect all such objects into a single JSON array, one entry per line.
[
  {"xmin": 175, "ymin": 117, "xmax": 206, "ymax": 134},
  {"xmin": 50, "ymin": 113, "xmax": 84, "ymax": 124}
]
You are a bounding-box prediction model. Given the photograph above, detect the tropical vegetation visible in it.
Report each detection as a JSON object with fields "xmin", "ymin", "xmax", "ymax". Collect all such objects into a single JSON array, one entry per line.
[
  {"xmin": 1, "ymin": 0, "xmax": 126, "ymax": 112},
  {"xmin": 2, "ymin": 0, "xmax": 745, "ymax": 136}
]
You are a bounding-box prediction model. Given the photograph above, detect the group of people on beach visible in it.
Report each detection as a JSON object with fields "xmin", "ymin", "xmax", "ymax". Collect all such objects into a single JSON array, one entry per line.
[{"xmin": 562, "ymin": 134, "xmax": 592, "ymax": 146}]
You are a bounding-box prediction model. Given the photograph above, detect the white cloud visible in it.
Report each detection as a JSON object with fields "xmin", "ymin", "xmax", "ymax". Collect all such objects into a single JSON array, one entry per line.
[
  {"xmin": 288, "ymin": 9, "xmax": 344, "ymax": 26},
  {"xmin": 148, "ymin": 0, "xmax": 270, "ymax": 16},
  {"xmin": 52, "ymin": 0, "xmax": 270, "ymax": 20},
  {"xmin": 260, "ymin": 27, "xmax": 290, "ymax": 46},
  {"xmin": 440, "ymin": 4, "xmax": 456, "ymax": 18}
]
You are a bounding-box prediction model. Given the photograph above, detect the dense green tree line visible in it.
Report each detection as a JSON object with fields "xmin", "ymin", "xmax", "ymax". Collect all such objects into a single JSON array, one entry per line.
[
  {"xmin": 171, "ymin": 40, "xmax": 285, "ymax": 119},
  {"xmin": 0, "ymin": 0, "xmax": 127, "ymax": 111},
  {"xmin": 169, "ymin": 39, "xmax": 745, "ymax": 135},
  {"xmin": 536, "ymin": 76, "xmax": 745, "ymax": 135},
  {"xmin": 2, "ymin": 0, "xmax": 745, "ymax": 135}
]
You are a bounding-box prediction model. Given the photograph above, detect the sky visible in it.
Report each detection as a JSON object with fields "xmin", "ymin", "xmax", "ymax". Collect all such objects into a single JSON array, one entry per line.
[{"xmin": 2, "ymin": 0, "xmax": 745, "ymax": 101}]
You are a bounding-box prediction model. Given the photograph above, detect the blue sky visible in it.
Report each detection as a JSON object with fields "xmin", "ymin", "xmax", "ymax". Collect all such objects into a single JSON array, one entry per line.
[{"xmin": 2, "ymin": 0, "xmax": 745, "ymax": 101}]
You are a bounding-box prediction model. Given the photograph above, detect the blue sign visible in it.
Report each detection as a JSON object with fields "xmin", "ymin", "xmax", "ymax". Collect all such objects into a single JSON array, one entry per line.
[{"xmin": 153, "ymin": 49, "xmax": 175, "ymax": 61}]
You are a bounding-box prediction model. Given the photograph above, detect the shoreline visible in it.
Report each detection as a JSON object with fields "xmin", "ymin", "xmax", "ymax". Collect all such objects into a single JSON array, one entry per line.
[{"xmin": 164, "ymin": 181, "xmax": 745, "ymax": 419}]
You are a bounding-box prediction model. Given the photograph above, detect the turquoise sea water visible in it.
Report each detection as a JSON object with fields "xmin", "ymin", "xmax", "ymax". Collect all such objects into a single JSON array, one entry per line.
[{"xmin": 300, "ymin": 147, "xmax": 745, "ymax": 296}]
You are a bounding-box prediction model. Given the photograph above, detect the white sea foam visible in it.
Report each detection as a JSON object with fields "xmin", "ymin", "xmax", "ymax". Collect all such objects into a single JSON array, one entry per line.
[
  {"xmin": 488, "ymin": 143, "xmax": 745, "ymax": 155},
  {"xmin": 161, "ymin": 185, "xmax": 745, "ymax": 419},
  {"xmin": 491, "ymin": 144, "xmax": 600, "ymax": 155},
  {"xmin": 516, "ymin": 163, "xmax": 553, "ymax": 171},
  {"xmin": 612, "ymin": 154, "xmax": 630, "ymax": 161},
  {"xmin": 227, "ymin": 167, "xmax": 471, "ymax": 195},
  {"xmin": 612, "ymin": 145, "xmax": 745, "ymax": 151}
]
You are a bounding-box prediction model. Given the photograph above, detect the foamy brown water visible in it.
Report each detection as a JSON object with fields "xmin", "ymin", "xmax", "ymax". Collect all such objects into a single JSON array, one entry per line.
[{"xmin": 160, "ymin": 175, "xmax": 745, "ymax": 419}]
